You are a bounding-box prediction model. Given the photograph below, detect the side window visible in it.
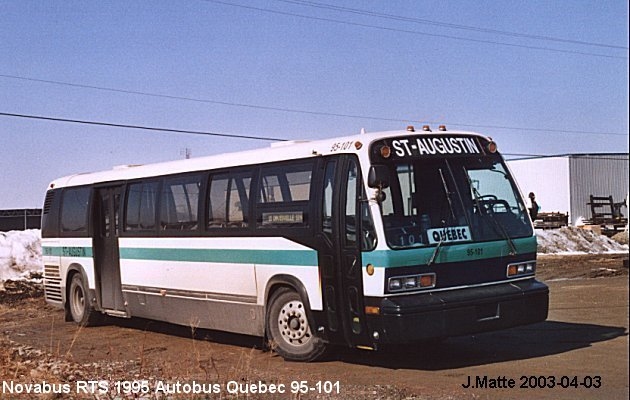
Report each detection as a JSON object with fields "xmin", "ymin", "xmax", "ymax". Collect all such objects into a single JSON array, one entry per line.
[
  {"xmin": 259, "ymin": 162, "xmax": 312, "ymax": 203},
  {"xmin": 159, "ymin": 175, "xmax": 202, "ymax": 231},
  {"xmin": 257, "ymin": 161, "xmax": 314, "ymax": 228},
  {"xmin": 321, "ymin": 160, "xmax": 336, "ymax": 239},
  {"xmin": 207, "ymin": 171, "xmax": 251, "ymax": 228},
  {"xmin": 125, "ymin": 181, "xmax": 159, "ymax": 232},
  {"xmin": 341, "ymin": 158, "xmax": 376, "ymax": 250},
  {"xmin": 60, "ymin": 187, "xmax": 90, "ymax": 234},
  {"xmin": 345, "ymin": 160, "xmax": 358, "ymax": 246}
]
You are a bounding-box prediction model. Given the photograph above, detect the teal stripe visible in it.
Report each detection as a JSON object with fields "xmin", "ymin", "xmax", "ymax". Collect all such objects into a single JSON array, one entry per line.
[
  {"xmin": 42, "ymin": 246, "xmax": 93, "ymax": 258},
  {"xmin": 119, "ymin": 247, "xmax": 318, "ymax": 266},
  {"xmin": 363, "ymin": 237, "xmax": 536, "ymax": 268}
]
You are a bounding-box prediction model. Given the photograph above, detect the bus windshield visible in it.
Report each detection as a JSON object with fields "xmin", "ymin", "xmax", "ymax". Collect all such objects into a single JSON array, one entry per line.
[{"xmin": 379, "ymin": 156, "xmax": 532, "ymax": 249}]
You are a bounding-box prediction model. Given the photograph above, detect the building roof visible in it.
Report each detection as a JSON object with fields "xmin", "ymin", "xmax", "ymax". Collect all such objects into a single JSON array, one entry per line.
[{"xmin": 507, "ymin": 153, "xmax": 629, "ymax": 162}]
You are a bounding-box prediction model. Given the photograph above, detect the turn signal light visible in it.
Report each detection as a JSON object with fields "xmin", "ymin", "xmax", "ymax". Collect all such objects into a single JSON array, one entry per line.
[{"xmin": 365, "ymin": 306, "xmax": 381, "ymax": 315}]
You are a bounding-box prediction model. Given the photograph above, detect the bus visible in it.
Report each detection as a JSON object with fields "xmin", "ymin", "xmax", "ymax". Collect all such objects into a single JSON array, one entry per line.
[{"xmin": 41, "ymin": 125, "xmax": 548, "ymax": 361}]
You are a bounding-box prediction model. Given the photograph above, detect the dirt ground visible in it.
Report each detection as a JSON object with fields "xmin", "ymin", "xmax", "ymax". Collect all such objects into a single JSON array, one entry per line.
[{"xmin": 0, "ymin": 253, "xmax": 628, "ymax": 399}]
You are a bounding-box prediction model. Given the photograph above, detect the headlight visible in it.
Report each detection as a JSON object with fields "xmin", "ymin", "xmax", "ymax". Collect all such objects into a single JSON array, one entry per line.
[
  {"xmin": 507, "ymin": 261, "xmax": 536, "ymax": 277},
  {"xmin": 388, "ymin": 273, "xmax": 436, "ymax": 292}
]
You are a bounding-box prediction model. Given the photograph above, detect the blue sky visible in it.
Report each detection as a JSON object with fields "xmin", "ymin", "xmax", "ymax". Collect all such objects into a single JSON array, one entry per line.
[{"xmin": 1, "ymin": 0, "xmax": 628, "ymax": 209}]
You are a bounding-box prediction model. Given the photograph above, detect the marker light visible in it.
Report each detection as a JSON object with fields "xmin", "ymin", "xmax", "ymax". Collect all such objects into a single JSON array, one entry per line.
[
  {"xmin": 366, "ymin": 264, "xmax": 375, "ymax": 276},
  {"xmin": 438, "ymin": 125, "xmax": 447, "ymax": 131},
  {"xmin": 407, "ymin": 125, "xmax": 415, "ymax": 132},
  {"xmin": 380, "ymin": 145, "xmax": 392, "ymax": 159},
  {"xmin": 422, "ymin": 125, "xmax": 432, "ymax": 132},
  {"xmin": 354, "ymin": 141, "xmax": 363, "ymax": 150},
  {"xmin": 487, "ymin": 141, "xmax": 498, "ymax": 153}
]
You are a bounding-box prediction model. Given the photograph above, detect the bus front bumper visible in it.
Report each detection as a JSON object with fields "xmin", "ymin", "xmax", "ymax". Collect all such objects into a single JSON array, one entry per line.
[{"xmin": 368, "ymin": 279, "xmax": 549, "ymax": 343}]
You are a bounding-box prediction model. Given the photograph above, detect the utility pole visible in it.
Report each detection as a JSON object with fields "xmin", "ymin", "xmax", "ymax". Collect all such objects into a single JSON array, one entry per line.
[{"xmin": 180, "ymin": 148, "xmax": 191, "ymax": 159}]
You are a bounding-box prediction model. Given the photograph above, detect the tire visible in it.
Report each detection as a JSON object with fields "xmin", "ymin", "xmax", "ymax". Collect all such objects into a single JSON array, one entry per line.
[
  {"xmin": 68, "ymin": 273, "xmax": 102, "ymax": 326},
  {"xmin": 266, "ymin": 288, "xmax": 327, "ymax": 361}
]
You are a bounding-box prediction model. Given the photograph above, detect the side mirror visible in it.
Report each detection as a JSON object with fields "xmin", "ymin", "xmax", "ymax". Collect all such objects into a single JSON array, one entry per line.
[{"xmin": 368, "ymin": 165, "xmax": 390, "ymax": 189}]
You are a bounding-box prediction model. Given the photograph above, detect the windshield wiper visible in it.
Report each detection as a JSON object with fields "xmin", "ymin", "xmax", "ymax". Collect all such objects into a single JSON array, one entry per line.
[
  {"xmin": 427, "ymin": 233, "xmax": 444, "ymax": 265},
  {"xmin": 463, "ymin": 166, "xmax": 518, "ymax": 255},
  {"xmin": 438, "ymin": 168, "xmax": 457, "ymax": 223}
]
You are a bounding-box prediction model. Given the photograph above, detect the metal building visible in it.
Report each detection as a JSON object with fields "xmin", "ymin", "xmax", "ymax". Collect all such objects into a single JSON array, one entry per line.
[{"xmin": 507, "ymin": 153, "xmax": 629, "ymax": 225}]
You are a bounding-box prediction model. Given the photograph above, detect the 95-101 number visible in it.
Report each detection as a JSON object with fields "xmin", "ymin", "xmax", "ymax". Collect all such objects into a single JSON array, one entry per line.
[
  {"xmin": 330, "ymin": 141, "xmax": 354, "ymax": 152},
  {"xmin": 291, "ymin": 380, "xmax": 340, "ymax": 394},
  {"xmin": 466, "ymin": 248, "xmax": 483, "ymax": 256}
]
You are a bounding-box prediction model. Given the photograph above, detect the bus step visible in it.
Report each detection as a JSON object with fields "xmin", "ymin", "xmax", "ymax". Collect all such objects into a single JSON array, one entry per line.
[{"xmin": 103, "ymin": 309, "xmax": 130, "ymax": 318}]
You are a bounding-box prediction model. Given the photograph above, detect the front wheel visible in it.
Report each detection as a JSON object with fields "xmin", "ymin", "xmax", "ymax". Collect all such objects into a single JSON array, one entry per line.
[
  {"xmin": 68, "ymin": 273, "xmax": 102, "ymax": 326},
  {"xmin": 266, "ymin": 288, "xmax": 327, "ymax": 361}
]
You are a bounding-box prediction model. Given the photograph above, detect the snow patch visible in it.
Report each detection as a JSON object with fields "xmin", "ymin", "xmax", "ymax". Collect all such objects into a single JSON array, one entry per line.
[
  {"xmin": 0, "ymin": 230, "xmax": 42, "ymax": 281},
  {"xmin": 536, "ymin": 226, "xmax": 628, "ymax": 255}
]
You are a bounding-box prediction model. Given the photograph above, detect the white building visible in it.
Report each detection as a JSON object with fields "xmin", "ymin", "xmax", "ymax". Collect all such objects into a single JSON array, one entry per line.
[{"xmin": 507, "ymin": 153, "xmax": 629, "ymax": 225}]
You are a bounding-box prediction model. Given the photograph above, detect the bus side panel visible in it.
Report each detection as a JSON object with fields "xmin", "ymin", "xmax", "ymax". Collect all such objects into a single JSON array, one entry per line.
[
  {"xmin": 122, "ymin": 288, "xmax": 265, "ymax": 336},
  {"xmin": 118, "ymin": 237, "xmax": 257, "ymax": 295},
  {"xmin": 117, "ymin": 237, "xmax": 319, "ymax": 336},
  {"xmin": 255, "ymin": 264, "xmax": 322, "ymax": 310},
  {"xmin": 43, "ymin": 238, "xmax": 96, "ymax": 309},
  {"xmin": 42, "ymin": 238, "xmax": 63, "ymax": 307}
]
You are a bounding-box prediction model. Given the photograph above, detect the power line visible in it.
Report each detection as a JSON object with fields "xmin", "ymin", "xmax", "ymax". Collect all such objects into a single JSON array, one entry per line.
[
  {"xmin": 275, "ymin": 0, "xmax": 628, "ymax": 50},
  {"xmin": 0, "ymin": 112, "xmax": 285, "ymax": 142},
  {"xmin": 204, "ymin": 0, "xmax": 627, "ymax": 60},
  {"xmin": 1, "ymin": 74, "xmax": 626, "ymax": 137},
  {"xmin": 2, "ymin": 112, "xmax": 626, "ymax": 160}
]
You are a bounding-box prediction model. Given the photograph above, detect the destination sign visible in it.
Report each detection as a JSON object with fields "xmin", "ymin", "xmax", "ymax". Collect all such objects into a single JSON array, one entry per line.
[
  {"xmin": 262, "ymin": 211, "xmax": 304, "ymax": 225},
  {"xmin": 391, "ymin": 136, "xmax": 482, "ymax": 158},
  {"xmin": 427, "ymin": 226, "xmax": 473, "ymax": 245}
]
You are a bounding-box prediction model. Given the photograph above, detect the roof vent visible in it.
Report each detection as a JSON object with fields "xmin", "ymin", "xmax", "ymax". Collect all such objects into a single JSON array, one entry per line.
[{"xmin": 112, "ymin": 164, "xmax": 142, "ymax": 170}]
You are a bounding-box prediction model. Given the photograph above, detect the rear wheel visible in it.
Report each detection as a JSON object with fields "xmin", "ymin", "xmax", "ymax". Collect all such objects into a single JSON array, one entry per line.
[
  {"xmin": 68, "ymin": 273, "xmax": 102, "ymax": 326},
  {"xmin": 266, "ymin": 288, "xmax": 327, "ymax": 361}
]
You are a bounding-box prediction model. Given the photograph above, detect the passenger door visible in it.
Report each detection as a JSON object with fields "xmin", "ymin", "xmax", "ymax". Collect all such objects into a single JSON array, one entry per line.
[
  {"xmin": 93, "ymin": 186, "xmax": 126, "ymax": 314},
  {"xmin": 319, "ymin": 155, "xmax": 371, "ymax": 348}
]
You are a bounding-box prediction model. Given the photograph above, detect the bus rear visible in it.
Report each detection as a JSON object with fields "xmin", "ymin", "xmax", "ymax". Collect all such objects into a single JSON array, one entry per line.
[{"xmin": 360, "ymin": 129, "xmax": 548, "ymax": 345}]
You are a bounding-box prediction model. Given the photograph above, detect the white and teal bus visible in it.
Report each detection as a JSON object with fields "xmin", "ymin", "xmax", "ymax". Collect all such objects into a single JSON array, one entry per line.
[{"xmin": 42, "ymin": 126, "xmax": 548, "ymax": 361}]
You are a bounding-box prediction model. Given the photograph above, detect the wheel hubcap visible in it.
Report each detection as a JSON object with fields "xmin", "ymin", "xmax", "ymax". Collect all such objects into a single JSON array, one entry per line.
[
  {"xmin": 278, "ymin": 300, "xmax": 311, "ymax": 346},
  {"xmin": 71, "ymin": 284, "xmax": 84, "ymax": 318}
]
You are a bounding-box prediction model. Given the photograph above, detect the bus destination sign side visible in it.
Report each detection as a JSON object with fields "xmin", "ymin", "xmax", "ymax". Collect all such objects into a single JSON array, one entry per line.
[{"xmin": 391, "ymin": 136, "xmax": 483, "ymax": 158}]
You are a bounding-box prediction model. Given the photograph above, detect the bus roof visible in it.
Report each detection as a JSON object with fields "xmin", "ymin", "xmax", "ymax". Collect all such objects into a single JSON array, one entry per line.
[{"xmin": 47, "ymin": 128, "xmax": 491, "ymax": 189}]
